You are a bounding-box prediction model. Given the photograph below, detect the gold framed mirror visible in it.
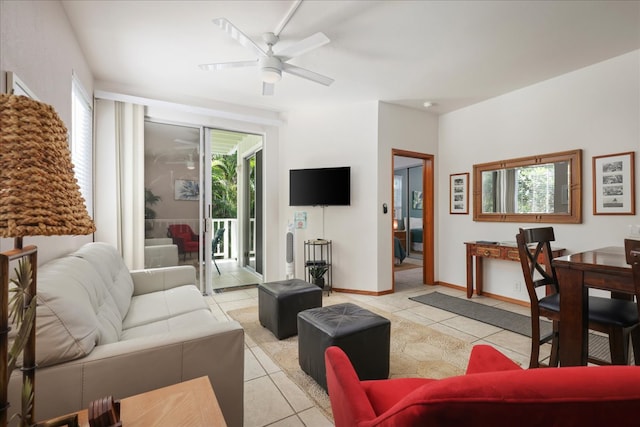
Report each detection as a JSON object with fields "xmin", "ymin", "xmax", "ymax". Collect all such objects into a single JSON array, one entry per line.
[{"xmin": 473, "ymin": 149, "xmax": 582, "ymax": 224}]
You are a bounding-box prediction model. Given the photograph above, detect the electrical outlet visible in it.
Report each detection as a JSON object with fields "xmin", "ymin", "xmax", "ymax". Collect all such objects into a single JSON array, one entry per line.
[{"xmin": 514, "ymin": 281, "xmax": 522, "ymax": 292}]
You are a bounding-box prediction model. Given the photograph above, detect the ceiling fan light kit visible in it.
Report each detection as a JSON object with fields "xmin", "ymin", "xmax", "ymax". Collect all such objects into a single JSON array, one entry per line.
[
  {"xmin": 260, "ymin": 56, "xmax": 282, "ymax": 83},
  {"xmin": 200, "ymin": 11, "xmax": 333, "ymax": 95}
]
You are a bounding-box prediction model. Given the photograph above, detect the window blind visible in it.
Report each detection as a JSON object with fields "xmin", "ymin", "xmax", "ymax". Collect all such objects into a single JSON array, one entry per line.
[{"xmin": 71, "ymin": 74, "xmax": 93, "ymax": 218}]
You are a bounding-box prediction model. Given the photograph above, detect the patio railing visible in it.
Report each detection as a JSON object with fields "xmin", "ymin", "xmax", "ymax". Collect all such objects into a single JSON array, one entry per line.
[{"xmin": 149, "ymin": 218, "xmax": 254, "ymax": 261}]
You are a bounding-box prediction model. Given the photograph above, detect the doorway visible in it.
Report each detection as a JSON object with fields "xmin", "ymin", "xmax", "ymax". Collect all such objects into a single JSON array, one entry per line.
[
  {"xmin": 143, "ymin": 121, "xmax": 264, "ymax": 294},
  {"xmin": 392, "ymin": 149, "xmax": 434, "ymax": 290},
  {"xmin": 208, "ymin": 128, "xmax": 264, "ymax": 290}
]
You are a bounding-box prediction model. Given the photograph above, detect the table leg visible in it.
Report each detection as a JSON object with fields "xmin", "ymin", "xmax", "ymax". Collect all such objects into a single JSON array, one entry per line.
[
  {"xmin": 475, "ymin": 256, "xmax": 483, "ymax": 296},
  {"xmin": 556, "ymin": 267, "xmax": 588, "ymax": 366},
  {"xmin": 466, "ymin": 245, "xmax": 473, "ymax": 298}
]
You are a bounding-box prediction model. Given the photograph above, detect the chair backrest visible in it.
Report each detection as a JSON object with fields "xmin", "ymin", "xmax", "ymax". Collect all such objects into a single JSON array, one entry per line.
[
  {"xmin": 212, "ymin": 227, "xmax": 225, "ymax": 251},
  {"xmin": 624, "ymin": 238, "xmax": 640, "ymax": 314},
  {"xmin": 325, "ymin": 345, "xmax": 640, "ymax": 427},
  {"xmin": 325, "ymin": 346, "xmax": 377, "ymax": 426},
  {"xmin": 213, "ymin": 227, "xmax": 225, "ymax": 242},
  {"xmin": 168, "ymin": 224, "xmax": 195, "ymax": 239},
  {"xmin": 516, "ymin": 227, "xmax": 559, "ymax": 304}
]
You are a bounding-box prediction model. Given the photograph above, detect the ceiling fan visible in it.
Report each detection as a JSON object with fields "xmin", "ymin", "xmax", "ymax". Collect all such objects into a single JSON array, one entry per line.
[
  {"xmin": 199, "ymin": 14, "xmax": 334, "ymax": 95},
  {"xmin": 155, "ymin": 139, "xmax": 199, "ymax": 169},
  {"xmin": 165, "ymin": 152, "xmax": 197, "ymax": 170}
]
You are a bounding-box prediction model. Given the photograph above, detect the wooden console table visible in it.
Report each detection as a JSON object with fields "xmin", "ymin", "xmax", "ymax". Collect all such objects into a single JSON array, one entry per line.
[
  {"xmin": 49, "ymin": 376, "xmax": 226, "ymax": 427},
  {"xmin": 464, "ymin": 241, "xmax": 565, "ymax": 299}
]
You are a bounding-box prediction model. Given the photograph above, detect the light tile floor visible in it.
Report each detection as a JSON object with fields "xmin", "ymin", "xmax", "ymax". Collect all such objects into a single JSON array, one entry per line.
[{"xmin": 207, "ymin": 266, "xmax": 547, "ymax": 426}]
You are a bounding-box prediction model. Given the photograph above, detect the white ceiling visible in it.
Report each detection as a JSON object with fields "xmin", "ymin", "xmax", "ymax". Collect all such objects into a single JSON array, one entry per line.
[{"xmin": 61, "ymin": 0, "xmax": 640, "ymax": 115}]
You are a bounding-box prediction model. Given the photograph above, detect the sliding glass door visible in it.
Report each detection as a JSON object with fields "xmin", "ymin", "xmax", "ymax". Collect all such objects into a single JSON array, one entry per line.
[{"xmin": 144, "ymin": 120, "xmax": 205, "ymax": 289}]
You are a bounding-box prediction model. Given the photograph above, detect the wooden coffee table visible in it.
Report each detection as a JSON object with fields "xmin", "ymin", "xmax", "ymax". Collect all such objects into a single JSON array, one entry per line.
[{"xmin": 49, "ymin": 376, "xmax": 227, "ymax": 427}]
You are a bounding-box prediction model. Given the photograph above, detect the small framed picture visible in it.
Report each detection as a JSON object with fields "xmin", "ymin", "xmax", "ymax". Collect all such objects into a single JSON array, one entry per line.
[
  {"xmin": 450, "ymin": 172, "xmax": 469, "ymax": 214},
  {"xmin": 592, "ymin": 152, "xmax": 635, "ymax": 215},
  {"xmin": 174, "ymin": 179, "xmax": 199, "ymax": 201},
  {"xmin": 412, "ymin": 190, "xmax": 423, "ymax": 210}
]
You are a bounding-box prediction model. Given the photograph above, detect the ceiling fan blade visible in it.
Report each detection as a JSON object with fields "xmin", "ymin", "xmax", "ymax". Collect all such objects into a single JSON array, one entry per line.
[
  {"xmin": 212, "ymin": 18, "xmax": 265, "ymax": 57},
  {"xmin": 174, "ymin": 139, "xmax": 198, "ymax": 145},
  {"xmin": 282, "ymin": 63, "xmax": 334, "ymax": 86},
  {"xmin": 262, "ymin": 82, "xmax": 275, "ymax": 96},
  {"xmin": 276, "ymin": 32, "xmax": 330, "ymax": 62},
  {"xmin": 199, "ymin": 60, "xmax": 258, "ymax": 71}
]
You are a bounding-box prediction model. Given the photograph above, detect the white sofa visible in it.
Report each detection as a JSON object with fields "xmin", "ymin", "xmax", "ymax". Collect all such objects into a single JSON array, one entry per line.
[
  {"xmin": 144, "ymin": 237, "xmax": 179, "ymax": 268},
  {"xmin": 8, "ymin": 242, "xmax": 244, "ymax": 427}
]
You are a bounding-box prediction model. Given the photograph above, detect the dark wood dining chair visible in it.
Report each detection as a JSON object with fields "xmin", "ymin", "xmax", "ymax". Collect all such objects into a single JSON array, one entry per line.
[
  {"xmin": 517, "ymin": 227, "xmax": 638, "ymax": 368},
  {"xmin": 623, "ymin": 238, "xmax": 640, "ymax": 363}
]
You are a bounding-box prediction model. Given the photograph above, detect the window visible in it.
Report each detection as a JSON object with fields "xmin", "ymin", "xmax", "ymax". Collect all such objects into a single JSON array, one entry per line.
[{"xmin": 71, "ymin": 74, "xmax": 93, "ymax": 217}]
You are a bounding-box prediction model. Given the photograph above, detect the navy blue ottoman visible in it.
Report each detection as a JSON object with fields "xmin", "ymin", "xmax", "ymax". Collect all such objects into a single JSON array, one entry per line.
[
  {"xmin": 297, "ymin": 302, "xmax": 391, "ymax": 391},
  {"xmin": 258, "ymin": 279, "xmax": 322, "ymax": 339}
]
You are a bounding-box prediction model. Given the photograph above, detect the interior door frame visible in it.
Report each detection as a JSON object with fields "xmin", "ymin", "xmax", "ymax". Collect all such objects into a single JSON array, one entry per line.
[{"xmin": 392, "ymin": 149, "xmax": 434, "ymax": 289}]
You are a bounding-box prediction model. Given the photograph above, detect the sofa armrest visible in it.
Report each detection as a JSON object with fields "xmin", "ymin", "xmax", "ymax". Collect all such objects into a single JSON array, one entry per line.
[
  {"xmin": 130, "ymin": 265, "xmax": 196, "ymax": 295},
  {"xmin": 144, "ymin": 244, "xmax": 179, "ymax": 268},
  {"xmin": 10, "ymin": 320, "xmax": 245, "ymax": 427},
  {"xmin": 465, "ymin": 344, "xmax": 523, "ymax": 374}
]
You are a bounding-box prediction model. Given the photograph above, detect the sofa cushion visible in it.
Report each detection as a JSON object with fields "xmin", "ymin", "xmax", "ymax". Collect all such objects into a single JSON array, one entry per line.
[
  {"xmin": 122, "ymin": 285, "xmax": 208, "ymax": 330},
  {"xmin": 73, "ymin": 242, "xmax": 134, "ymax": 318},
  {"xmin": 120, "ymin": 309, "xmax": 217, "ymax": 340},
  {"xmin": 35, "ymin": 256, "xmax": 123, "ymax": 366}
]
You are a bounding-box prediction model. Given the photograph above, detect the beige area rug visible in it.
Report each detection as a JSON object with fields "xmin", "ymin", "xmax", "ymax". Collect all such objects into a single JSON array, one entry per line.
[{"xmin": 227, "ymin": 302, "xmax": 472, "ymax": 419}]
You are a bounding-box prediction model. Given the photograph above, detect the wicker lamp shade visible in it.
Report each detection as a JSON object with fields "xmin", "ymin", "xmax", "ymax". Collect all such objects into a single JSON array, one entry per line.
[{"xmin": 0, "ymin": 93, "xmax": 95, "ymax": 238}]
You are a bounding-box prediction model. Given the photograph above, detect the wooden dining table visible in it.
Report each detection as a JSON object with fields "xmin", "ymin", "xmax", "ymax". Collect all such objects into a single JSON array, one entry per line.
[{"xmin": 552, "ymin": 246, "xmax": 633, "ymax": 366}]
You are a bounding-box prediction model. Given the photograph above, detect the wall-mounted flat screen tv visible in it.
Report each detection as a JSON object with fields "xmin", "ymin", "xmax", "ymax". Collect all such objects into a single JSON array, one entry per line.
[{"xmin": 289, "ymin": 167, "xmax": 351, "ymax": 206}]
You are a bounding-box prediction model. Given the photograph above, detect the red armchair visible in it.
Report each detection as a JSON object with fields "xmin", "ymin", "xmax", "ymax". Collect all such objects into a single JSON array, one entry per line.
[
  {"xmin": 167, "ymin": 224, "xmax": 199, "ymax": 260},
  {"xmin": 325, "ymin": 344, "xmax": 640, "ymax": 427}
]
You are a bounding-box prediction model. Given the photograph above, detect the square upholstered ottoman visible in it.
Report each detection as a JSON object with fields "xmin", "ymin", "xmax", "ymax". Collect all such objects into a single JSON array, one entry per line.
[
  {"xmin": 258, "ymin": 279, "xmax": 322, "ymax": 339},
  {"xmin": 297, "ymin": 302, "xmax": 390, "ymax": 391}
]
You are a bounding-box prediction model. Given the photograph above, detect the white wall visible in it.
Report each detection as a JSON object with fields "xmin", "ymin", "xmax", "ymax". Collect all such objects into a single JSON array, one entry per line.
[
  {"xmin": 378, "ymin": 103, "xmax": 439, "ymax": 290},
  {"xmin": 438, "ymin": 50, "xmax": 640, "ymax": 302},
  {"xmin": 0, "ymin": 0, "xmax": 94, "ymax": 264},
  {"xmin": 279, "ymin": 102, "xmax": 379, "ymax": 291}
]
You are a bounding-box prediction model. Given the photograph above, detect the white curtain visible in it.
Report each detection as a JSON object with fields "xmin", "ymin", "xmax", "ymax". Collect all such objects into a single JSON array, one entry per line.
[
  {"xmin": 94, "ymin": 99, "xmax": 145, "ymax": 269},
  {"xmin": 494, "ymin": 169, "xmax": 517, "ymax": 213}
]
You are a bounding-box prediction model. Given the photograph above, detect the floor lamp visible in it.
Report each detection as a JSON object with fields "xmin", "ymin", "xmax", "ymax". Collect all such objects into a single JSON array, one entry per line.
[{"xmin": 0, "ymin": 94, "xmax": 95, "ymax": 426}]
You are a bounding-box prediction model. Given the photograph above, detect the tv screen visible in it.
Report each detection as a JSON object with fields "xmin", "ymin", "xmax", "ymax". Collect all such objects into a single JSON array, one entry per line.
[{"xmin": 289, "ymin": 167, "xmax": 351, "ymax": 206}]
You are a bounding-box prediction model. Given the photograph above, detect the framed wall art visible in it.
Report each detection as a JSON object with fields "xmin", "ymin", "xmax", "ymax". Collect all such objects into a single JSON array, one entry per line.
[
  {"xmin": 592, "ymin": 152, "xmax": 635, "ymax": 215},
  {"xmin": 412, "ymin": 190, "xmax": 423, "ymax": 210},
  {"xmin": 174, "ymin": 179, "xmax": 199, "ymax": 201},
  {"xmin": 450, "ymin": 172, "xmax": 469, "ymax": 214}
]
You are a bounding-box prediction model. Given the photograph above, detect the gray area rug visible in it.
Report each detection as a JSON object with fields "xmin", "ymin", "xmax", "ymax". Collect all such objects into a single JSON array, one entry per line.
[
  {"xmin": 410, "ymin": 292, "xmax": 612, "ymax": 362},
  {"xmin": 410, "ymin": 292, "xmax": 550, "ymax": 337}
]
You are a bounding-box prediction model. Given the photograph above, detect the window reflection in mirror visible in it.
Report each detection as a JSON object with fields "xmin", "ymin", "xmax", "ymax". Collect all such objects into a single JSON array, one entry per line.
[
  {"xmin": 473, "ymin": 149, "xmax": 582, "ymax": 224},
  {"xmin": 481, "ymin": 161, "xmax": 569, "ymax": 214}
]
